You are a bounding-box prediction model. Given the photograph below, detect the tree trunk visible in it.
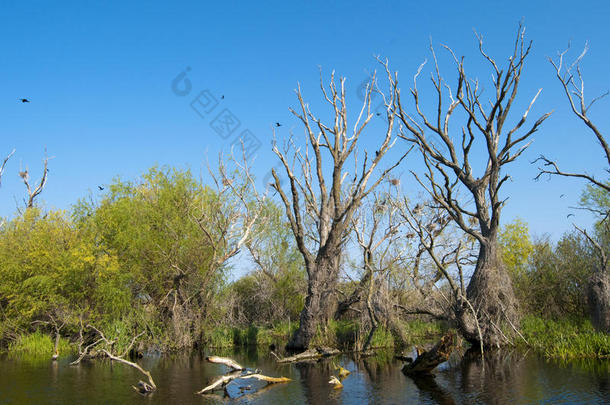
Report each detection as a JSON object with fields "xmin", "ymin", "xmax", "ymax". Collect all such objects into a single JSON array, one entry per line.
[
  {"xmin": 287, "ymin": 256, "xmax": 339, "ymax": 350},
  {"xmin": 587, "ymin": 270, "xmax": 610, "ymax": 333},
  {"xmin": 460, "ymin": 239, "xmax": 519, "ymax": 349}
]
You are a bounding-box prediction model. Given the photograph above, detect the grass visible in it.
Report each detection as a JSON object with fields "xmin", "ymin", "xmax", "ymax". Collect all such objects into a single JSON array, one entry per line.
[
  {"xmin": 206, "ymin": 321, "xmax": 298, "ymax": 348},
  {"xmin": 310, "ymin": 320, "xmax": 395, "ymax": 350},
  {"xmin": 520, "ymin": 315, "xmax": 610, "ymax": 359},
  {"xmin": 210, "ymin": 319, "xmax": 446, "ymax": 350},
  {"xmin": 8, "ymin": 330, "xmax": 73, "ymax": 358},
  {"xmin": 401, "ymin": 319, "xmax": 445, "ymax": 341}
]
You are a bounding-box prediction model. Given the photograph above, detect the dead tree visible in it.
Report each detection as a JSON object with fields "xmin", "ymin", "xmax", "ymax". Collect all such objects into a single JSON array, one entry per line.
[
  {"xmin": 535, "ymin": 43, "xmax": 609, "ymax": 331},
  {"xmin": 350, "ymin": 189, "xmax": 406, "ymax": 351},
  {"xmin": 272, "ymin": 71, "xmax": 407, "ymax": 350},
  {"xmin": 0, "ymin": 149, "xmax": 15, "ymax": 188},
  {"xmin": 71, "ymin": 324, "xmax": 156, "ymax": 393},
  {"xmin": 397, "ymin": 199, "xmax": 492, "ymax": 353},
  {"xmin": 20, "ymin": 150, "xmax": 50, "ymax": 208},
  {"xmin": 391, "ymin": 25, "xmax": 551, "ymax": 347}
]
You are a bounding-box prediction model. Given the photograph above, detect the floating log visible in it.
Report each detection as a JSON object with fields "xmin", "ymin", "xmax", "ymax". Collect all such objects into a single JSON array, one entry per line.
[
  {"xmin": 206, "ymin": 356, "xmax": 244, "ymax": 371},
  {"xmin": 196, "ymin": 371, "xmax": 291, "ymax": 395},
  {"xmin": 402, "ymin": 332, "xmax": 455, "ymax": 376},
  {"xmin": 239, "ymin": 374, "xmax": 291, "ymax": 384},
  {"xmin": 328, "ymin": 376, "xmax": 343, "ymax": 389},
  {"xmin": 197, "ymin": 356, "xmax": 291, "ymax": 396},
  {"xmin": 197, "ymin": 370, "xmax": 245, "ymax": 394},
  {"xmin": 273, "ymin": 347, "xmax": 340, "ymax": 363}
]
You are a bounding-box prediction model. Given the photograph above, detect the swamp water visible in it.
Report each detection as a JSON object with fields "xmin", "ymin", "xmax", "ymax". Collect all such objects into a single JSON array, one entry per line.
[{"xmin": 0, "ymin": 347, "xmax": 609, "ymax": 404}]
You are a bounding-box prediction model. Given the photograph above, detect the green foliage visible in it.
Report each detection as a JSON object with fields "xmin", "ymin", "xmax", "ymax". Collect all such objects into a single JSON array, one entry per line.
[
  {"xmin": 0, "ymin": 208, "xmax": 113, "ymax": 332},
  {"xmin": 521, "ymin": 316, "xmax": 610, "ymax": 359},
  {"xmin": 499, "ymin": 218, "xmax": 534, "ymax": 278},
  {"xmin": 520, "ymin": 233, "xmax": 594, "ymax": 319}
]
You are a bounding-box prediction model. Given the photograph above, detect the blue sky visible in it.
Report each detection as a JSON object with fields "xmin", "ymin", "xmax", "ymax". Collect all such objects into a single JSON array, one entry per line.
[{"xmin": 1, "ymin": 0, "xmax": 609, "ymax": 240}]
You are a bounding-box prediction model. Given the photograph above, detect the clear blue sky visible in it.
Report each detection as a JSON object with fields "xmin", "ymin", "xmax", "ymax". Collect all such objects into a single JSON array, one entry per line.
[{"xmin": 1, "ymin": 0, "xmax": 609, "ymax": 240}]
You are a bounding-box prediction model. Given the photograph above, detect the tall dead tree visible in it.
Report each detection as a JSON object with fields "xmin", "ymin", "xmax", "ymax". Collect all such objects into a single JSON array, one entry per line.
[
  {"xmin": 272, "ymin": 71, "xmax": 406, "ymax": 350},
  {"xmin": 391, "ymin": 25, "xmax": 551, "ymax": 347},
  {"xmin": 535, "ymin": 44, "xmax": 609, "ymax": 332}
]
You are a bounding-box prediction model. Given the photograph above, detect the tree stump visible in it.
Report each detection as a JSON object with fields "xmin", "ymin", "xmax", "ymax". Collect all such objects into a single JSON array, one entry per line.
[{"xmin": 402, "ymin": 332, "xmax": 455, "ymax": 376}]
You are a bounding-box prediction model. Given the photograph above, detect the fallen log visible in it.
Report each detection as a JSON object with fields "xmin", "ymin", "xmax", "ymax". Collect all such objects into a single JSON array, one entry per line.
[
  {"xmin": 101, "ymin": 349, "xmax": 157, "ymax": 393},
  {"xmin": 402, "ymin": 332, "xmax": 455, "ymax": 376},
  {"xmin": 196, "ymin": 370, "xmax": 246, "ymax": 394},
  {"xmin": 196, "ymin": 370, "xmax": 291, "ymax": 395},
  {"xmin": 272, "ymin": 347, "xmax": 340, "ymax": 363},
  {"xmin": 239, "ymin": 374, "xmax": 291, "ymax": 384},
  {"xmin": 206, "ymin": 356, "xmax": 244, "ymax": 371},
  {"xmin": 197, "ymin": 355, "xmax": 291, "ymax": 396}
]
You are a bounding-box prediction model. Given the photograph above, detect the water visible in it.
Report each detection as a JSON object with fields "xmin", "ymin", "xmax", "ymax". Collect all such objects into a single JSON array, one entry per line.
[{"xmin": 0, "ymin": 347, "xmax": 608, "ymax": 404}]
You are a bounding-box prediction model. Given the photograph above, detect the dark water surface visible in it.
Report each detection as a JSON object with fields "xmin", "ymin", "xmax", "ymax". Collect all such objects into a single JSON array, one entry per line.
[{"xmin": 1, "ymin": 347, "xmax": 609, "ymax": 404}]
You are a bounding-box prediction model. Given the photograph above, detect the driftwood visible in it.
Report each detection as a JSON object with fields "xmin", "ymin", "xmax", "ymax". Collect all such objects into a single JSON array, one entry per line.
[
  {"xmin": 272, "ymin": 347, "xmax": 340, "ymax": 363},
  {"xmin": 328, "ymin": 376, "xmax": 343, "ymax": 389},
  {"xmin": 402, "ymin": 332, "xmax": 455, "ymax": 376},
  {"xmin": 197, "ymin": 356, "xmax": 291, "ymax": 396},
  {"xmin": 69, "ymin": 323, "xmax": 155, "ymax": 393},
  {"xmin": 206, "ymin": 356, "xmax": 244, "ymax": 370},
  {"xmin": 197, "ymin": 370, "xmax": 245, "ymax": 394}
]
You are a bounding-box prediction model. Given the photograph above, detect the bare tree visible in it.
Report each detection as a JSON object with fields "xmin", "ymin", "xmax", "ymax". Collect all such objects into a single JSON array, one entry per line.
[
  {"xmin": 350, "ymin": 188, "xmax": 405, "ymax": 351},
  {"xmin": 20, "ymin": 150, "xmax": 50, "ymax": 208},
  {"xmin": 535, "ymin": 43, "xmax": 609, "ymax": 194},
  {"xmin": 535, "ymin": 44, "xmax": 609, "ymax": 332},
  {"xmin": 391, "ymin": 25, "xmax": 551, "ymax": 347},
  {"xmin": 0, "ymin": 149, "xmax": 15, "ymax": 188},
  {"xmin": 71, "ymin": 323, "xmax": 156, "ymax": 393},
  {"xmin": 271, "ymin": 71, "xmax": 407, "ymax": 350}
]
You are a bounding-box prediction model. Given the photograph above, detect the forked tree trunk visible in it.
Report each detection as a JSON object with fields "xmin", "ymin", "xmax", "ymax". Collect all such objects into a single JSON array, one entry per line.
[
  {"xmin": 460, "ymin": 238, "xmax": 519, "ymax": 348},
  {"xmin": 287, "ymin": 256, "xmax": 339, "ymax": 350}
]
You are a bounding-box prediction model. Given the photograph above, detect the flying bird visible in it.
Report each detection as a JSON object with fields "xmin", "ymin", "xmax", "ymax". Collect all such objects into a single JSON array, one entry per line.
[
  {"xmin": 98, "ymin": 186, "xmax": 104, "ymax": 191},
  {"xmin": 221, "ymin": 95, "xmax": 225, "ymax": 99},
  {"xmin": 567, "ymin": 213, "xmax": 575, "ymax": 218},
  {"xmin": 19, "ymin": 98, "xmax": 30, "ymax": 103},
  {"xmin": 560, "ymin": 194, "xmax": 566, "ymax": 198},
  {"xmin": 275, "ymin": 122, "xmax": 282, "ymax": 127}
]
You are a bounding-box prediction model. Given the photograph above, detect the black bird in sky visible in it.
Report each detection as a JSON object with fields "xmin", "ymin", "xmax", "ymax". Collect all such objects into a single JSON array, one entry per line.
[
  {"xmin": 19, "ymin": 98, "xmax": 30, "ymax": 103},
  {"xmin": 376, "ymin": 112, "xmax": 381, "ymax": 116},
  {"xmin": 221, "ymin": 95, "xmax": 225, "ymax": 99},
  {"xmin": 98, "ymin": 185, "xmax": 104, "ymax": 191},
  {"xmin": 560, "ymin": 194, "xmax": 566, "ymax": 198},
  {"xmin": 275, "ymin": 122, "xmax": 281, "ymax": 127},
  {"xmin": 567, "ymin": 213, "xmax": 575, "ymax": 218}
]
